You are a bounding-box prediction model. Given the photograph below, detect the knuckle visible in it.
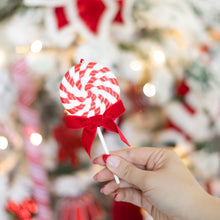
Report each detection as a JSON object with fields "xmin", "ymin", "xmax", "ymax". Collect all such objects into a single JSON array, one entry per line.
[
  {"xmin": 121, "ymin": 162, "xmax": 133, "ymax": 180},
  {"xmin": 166, "ymin": 148, "xmax": 177, "ymax": 158}
]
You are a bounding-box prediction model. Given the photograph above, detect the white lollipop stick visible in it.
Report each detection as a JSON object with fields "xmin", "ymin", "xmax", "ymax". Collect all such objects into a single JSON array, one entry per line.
[{"xmin": 97, "ymin": 127, "xmax": 120, "ymax": 184}]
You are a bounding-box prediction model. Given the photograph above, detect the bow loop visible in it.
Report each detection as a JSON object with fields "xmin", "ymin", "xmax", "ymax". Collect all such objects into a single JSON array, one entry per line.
[{"xmin": 66, "ymin": 100, "xmax": 130, "ymax": 157}]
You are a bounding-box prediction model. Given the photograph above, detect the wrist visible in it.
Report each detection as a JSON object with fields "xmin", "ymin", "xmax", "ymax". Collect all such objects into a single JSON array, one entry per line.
[{"xmin": 180, "ymin": 191, "xmax": 220, "ymax": 220}]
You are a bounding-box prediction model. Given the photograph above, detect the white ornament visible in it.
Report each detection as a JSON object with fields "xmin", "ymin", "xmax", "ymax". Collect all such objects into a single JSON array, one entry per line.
[
  {"xmin": 0, "ymin": 68, "xmax": 16, "ymax": 121},
  {"xmin": 44, "ymin": 7, "xmax": 77, "ymax": 48},
  {"xmin": 6, "ymin": 9, "xmax": 43, "ymax": 46},
  {"xmin": 166, "ymin": 102, "xmax": 212, "ymax": 142},
  {"xmin": 74, "ymin": 40, "xmax": 119, "ymax": 70},
  {"xmin": 117, "ymin": 51, "xmax": 143, "ymax": 83}
]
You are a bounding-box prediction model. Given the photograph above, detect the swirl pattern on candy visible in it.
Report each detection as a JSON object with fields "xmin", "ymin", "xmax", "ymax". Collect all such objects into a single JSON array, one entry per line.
[
  {"xmin": 59, "ymin": 59, "xmax": 130, "ymax": 159},
  {"xmin": 59, "ymin": 60, "xmax": 130, "ymax": 184},
  {"xmin": 60, "ymin": 60, "xmax": 120, "ymax": 117}
]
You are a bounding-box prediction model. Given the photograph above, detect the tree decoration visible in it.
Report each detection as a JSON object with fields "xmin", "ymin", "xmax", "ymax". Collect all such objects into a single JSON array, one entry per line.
[
  {"xmin": 53, "ymin": 117, "xmax": 82, "ymax": 167},
  {"xmin": 0, "ymin": 0, "xmax": 22, "ymax": 21},
  {"xmin": 6, "ymin": 198, "xmax": 38, "ymax": 220}
]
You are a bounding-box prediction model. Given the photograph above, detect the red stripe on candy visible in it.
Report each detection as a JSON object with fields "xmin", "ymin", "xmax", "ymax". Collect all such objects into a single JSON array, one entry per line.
[
  {"xmin": 74, "ymin": 64, "xmax": 81, "ymax": 73},
  {"xmin": 95, "ymin": 107, "xmax": 101, "ymax": 115},
  {"xmin": 85, "ymin": 84, "xmax": 94, "ymax": 91},
  {"xmin": 60, "ymin": 83, "xmax": 67, "ymax": 92},
  {"xmin": 76, "ymin": 80, "xmax": 82, "ymax": 90},
  {"xmin": 87, "ymin": 62, "xmax": 96, "ymax": 68},
  {"xmin": 100, "ymin": 67, "xmax": 110, "ymax": 73},
  {"xmin": 68, "ymin": 104, "xmax": 85, "ymax": 114},
  {"xmin": 60, "ymin": 97, "xmax": 70, "ymax": 104}
]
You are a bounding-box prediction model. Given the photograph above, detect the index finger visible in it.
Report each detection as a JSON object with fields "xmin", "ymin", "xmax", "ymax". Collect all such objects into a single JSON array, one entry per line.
[{"xmin": 93, "ymin": 147, "xmax": 167, "ymax": 169}]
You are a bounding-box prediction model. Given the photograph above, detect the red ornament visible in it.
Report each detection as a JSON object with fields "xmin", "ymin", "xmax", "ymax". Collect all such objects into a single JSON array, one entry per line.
[
  {"xmin": 6, "ymin": 201, "xmax": 20, "ymax": 214},
  {"xmin": 200, "ymin": 44, "xmax": 210, "ymax": 53},
  {"xmin": 166, "ymin": 119, "xmax": 191, "ymax": 141},
  {"xmin": 53, "ymin": 117, "xmax": 82, "ymax": 166},
  {"xmin": 76, "ymin": 0, "xmax": 106, "ymax": 34},
  {"xmin": 6, "ymin": 198, "xmax": 38, "ymax": 220},
  {"xmin": 113, "ymin": 0, "xmax": 124, "ymax": 24},
  {"xmin": 176, "ymin": 79, "xmax": 190, "ymax": 97},
  {"xmin": 21, "ymin": 199, "xmax": 38, "ymax": 214},
  {"xmin": 57, "ymin": 194, "xmax": 104, "ymax": 220},
  {"xmin": 111, "ymin": 201, "xmax": 143, "ymax": 220},
  {"xmin": 54, "ymin": 7, "xmax": 69, "ymax": 30},
  {"xmin": 17, "ymin": 209, "xmax": 32, "ymax": 220}
]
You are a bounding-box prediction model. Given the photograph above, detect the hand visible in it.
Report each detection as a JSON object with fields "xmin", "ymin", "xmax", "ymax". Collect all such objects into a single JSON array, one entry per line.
[{"xmin": 93, "ymin": 147, "xmax": 220, "ymax": 220}]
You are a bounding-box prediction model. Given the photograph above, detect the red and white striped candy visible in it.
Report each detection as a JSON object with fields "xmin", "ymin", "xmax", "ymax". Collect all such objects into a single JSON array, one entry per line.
[{"xmin": 60, "ymin": 60, "xmax": 120, "ymax": 117}]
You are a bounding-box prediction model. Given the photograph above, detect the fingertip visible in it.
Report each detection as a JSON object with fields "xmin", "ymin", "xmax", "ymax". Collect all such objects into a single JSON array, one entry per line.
[
  {"xmin": 100, "ymin": 185, "xmax": 105, "ymax": 194},
  {"xmin": 114, "ymin": 192, "xmax": 123, "ymax": 201},
  {"xmin": 106, "ymin": 155, "xmax": 120, "ymax": 169},
  {"xmin": 114, "ymin": 193, "xmax": 119, "ymax": 200},
  {"xmin": 93, "ymin": 174, "xmax": 98, "ymax": 181},
  {"xmin": 92, "ymin": 157, "xmax": 98, "ymax": 164},
  {"xmin": 93, "ymin": 168, "xmax": 114, "ymax": 182},
  {"xmin": 103, "ymin": 154, "xmax": 111, "ymax": 163},
  {"xmin": 92, "ymin": 155, "xmax": 106, "ymax": 166}
]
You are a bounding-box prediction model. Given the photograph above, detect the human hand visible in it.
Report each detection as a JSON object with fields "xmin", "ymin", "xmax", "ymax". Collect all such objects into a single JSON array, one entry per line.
[{"xmin": 93, "ymin": 147, "xmax": 220, "ymax": 220}]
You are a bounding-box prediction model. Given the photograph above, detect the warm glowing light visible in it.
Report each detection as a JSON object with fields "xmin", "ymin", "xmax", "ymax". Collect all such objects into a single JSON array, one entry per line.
[
  {"xmin": 143, "ymin": 83, "xmax": 156, "ymax": 97},
  {"xmin": 153, "ymin": 50, "xmax": 165, "ymax": 63},
  {"xmin": 0, "ymin": 136, "xmax": 8, "ymax": 150},
  {"xmin": 30, "ymin": 133, "xmax": 42, "ymax": 146},
  {"xmin": 0, "ymin": 50, "xmax": 5, "ymax": 66},
  {"xmin": 30, "ymin": 40, "xmax": 42, "ymax": 53},
  {"xmin": 16, "ymin": 46, "xmax": 30, "ymax": 54},
  {"xmin": 130, "ymin": 60, "xmax": 143, "ymax": 71}
]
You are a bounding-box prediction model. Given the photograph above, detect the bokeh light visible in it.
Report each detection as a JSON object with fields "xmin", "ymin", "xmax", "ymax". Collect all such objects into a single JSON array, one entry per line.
[
  {"xmin": 143, "ymin": 83, "xmax": 156, "ymax": 97},
  {"xmin": 31, "ymin": 40, "xmax": 42, "ymax": 53},
  {"xmin": 30, "ymin": 132, "xmax": 43, "ymax": 146},
  {"xmin": 0, "ymin": 136, "xmax": 8, "ymax": 150}
]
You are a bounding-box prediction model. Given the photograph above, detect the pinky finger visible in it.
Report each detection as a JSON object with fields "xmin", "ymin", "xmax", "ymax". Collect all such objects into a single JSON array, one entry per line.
[{"xmin": 113, "ymin": 188, "xmax": 152, "ymax": 214}]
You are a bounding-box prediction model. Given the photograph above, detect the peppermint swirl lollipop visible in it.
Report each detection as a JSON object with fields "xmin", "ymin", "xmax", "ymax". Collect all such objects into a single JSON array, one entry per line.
[
  {"xmin": 59, "ymin": 60, "xmax": 130, "ymax": 184},
  {"xmin": 60, "ymin": 60, "xmax": 120, "ymax": 117}
]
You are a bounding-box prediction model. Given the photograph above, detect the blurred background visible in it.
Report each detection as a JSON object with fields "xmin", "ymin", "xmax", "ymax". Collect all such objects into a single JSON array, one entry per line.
[{"xmin": 0, "ymin": 0, "xmax": 220, "ymax": 219}]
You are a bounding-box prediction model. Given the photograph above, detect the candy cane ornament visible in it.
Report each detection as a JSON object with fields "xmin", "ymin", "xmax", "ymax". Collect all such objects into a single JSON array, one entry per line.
[{"xmin": 60, "ymin": 59, "xmax": 130, "ymax": 184}]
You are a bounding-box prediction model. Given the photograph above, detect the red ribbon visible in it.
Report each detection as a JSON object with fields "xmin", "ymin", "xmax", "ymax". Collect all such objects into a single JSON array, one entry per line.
[{"xmin": 66, "ymin": 100, "xmax": 130, "ymax": 156}]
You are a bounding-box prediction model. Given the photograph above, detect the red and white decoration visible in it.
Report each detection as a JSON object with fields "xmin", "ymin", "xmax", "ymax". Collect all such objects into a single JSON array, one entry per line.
[{"xmin": 11, "ymin": 59, "xmax": 51, "ymax": 220}]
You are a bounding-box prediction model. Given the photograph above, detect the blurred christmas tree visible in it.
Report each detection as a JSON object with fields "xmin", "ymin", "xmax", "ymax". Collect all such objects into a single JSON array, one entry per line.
[{"xmin": 0, "ymin": 0, "xmax": 220, "ymax": 219}]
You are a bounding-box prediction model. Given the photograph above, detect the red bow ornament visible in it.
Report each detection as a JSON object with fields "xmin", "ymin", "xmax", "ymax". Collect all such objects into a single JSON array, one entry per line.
[{"xmin": 66, "ymin": 100, "xmax": 130, "ymax": 156}]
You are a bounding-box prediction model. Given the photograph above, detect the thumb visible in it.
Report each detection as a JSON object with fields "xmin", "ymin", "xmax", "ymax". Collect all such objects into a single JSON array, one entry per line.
[{"xmin": 105, "ymin": 155, "xmax": 151, "ymax": 190}]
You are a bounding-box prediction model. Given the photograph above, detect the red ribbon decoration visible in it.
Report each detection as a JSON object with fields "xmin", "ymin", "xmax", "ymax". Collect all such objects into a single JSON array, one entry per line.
[{"xmin": 66, "ymin": 99, "xmax": 130, "ymax": 156}]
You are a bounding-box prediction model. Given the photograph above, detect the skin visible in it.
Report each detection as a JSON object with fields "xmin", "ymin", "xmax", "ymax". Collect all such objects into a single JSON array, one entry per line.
[{"xmin": 93, "ymin": 147, "xmax": 220, "ymax": 220}]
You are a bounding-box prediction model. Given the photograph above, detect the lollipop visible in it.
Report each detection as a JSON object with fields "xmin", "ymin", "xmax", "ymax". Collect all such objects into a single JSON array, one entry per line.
[{"xmin": 60, "ymin": 59, "xmax": 130, "ymax": 184}]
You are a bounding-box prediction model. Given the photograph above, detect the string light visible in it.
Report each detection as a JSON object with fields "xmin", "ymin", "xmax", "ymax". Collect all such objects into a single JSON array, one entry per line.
[
  {"xmin": 0, "ymin": 50, "xmax": 5, "ymax": 66},
  {"xmin": 0, "ymin": 136, "xmax": 8, "ymax": 150},
  {"xmin": 130, "ymin": 60, "xmax": 143, "ymax": 71},
  {"xmin": 30, "ymin": 132, "xmax": 42, "ymax": 146},
  {"xmin": 30, "ymin": 40, "xmax": 42, "ymax": 53},
  {"xmin": 143, "ymin": 83, "xmax": 156, "ymax": 97},
  {"xmin": 153, "ymin": 50, "xmax": 165, "ymax": 63}
]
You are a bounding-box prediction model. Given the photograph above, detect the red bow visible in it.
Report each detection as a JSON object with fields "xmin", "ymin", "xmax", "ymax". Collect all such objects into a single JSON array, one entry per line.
[{"xmin": 66, "ymin": 100, "xmax": 130, "ymax": 156}]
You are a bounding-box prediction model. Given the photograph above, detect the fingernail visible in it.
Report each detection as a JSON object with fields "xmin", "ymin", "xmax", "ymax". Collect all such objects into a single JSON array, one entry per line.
[
  {"xmin": 93, "ymin": 158, "xmax": 98, "ymax": 164},
  {"xmin": 114, "ymin": 193, "xmax": 119, "ymax": 200},
  {"xmin": 93, "ymin": 174, "xmax": 98, "ymax": 181},
  {"xmin": 103, "ymin": 154, "xmax": 110, "ymax": 163},
  {"xmin": 106, "ymin": 156, "xmax": 120, "ymax": 169},
  {"xmin": 100, "ymin": 186, "xmax": 105, "ymax": 193}
]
